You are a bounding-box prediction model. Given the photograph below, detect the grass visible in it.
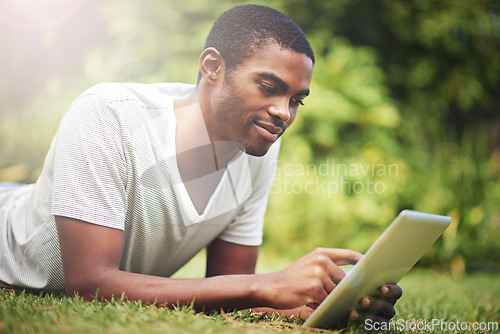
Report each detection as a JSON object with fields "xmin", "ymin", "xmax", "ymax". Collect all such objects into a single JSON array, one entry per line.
[{"xmin": 1, "ymin": 265, "xmax": 498, "ymax": 333}]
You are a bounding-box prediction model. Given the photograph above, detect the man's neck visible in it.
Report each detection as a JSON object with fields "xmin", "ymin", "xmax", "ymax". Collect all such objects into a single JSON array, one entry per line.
[
  {"xmin": 173, "ymin": 88, "xmax": 242, "ymax": 215},
  {"xmin": 173, "ymin": 88, "xmax": 242, "ymax": 171}
]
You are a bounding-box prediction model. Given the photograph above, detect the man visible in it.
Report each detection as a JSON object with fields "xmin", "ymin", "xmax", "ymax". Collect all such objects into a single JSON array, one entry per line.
[{"xmin": 0, "ymin": 4, "xmax": 401, "ymax": 326}]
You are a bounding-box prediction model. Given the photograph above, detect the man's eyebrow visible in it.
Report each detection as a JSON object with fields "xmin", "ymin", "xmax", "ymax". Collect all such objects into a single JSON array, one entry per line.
[
  {"xmin": 258, "ymin": 72, "xmax": 310, "ymax": 96},
  {"xmin": 258, "ymin": 72, "xmax": 289, "ymax": 92}
]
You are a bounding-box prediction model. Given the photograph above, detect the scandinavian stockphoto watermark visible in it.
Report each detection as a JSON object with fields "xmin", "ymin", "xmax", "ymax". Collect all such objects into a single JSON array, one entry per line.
[
  {"xmin": 271, "ymin": 158, "xmax": 399, "ymax": 197},
  {"xmin": 364, "ymin": 318, "xmax": 499, "ymax": 332}
]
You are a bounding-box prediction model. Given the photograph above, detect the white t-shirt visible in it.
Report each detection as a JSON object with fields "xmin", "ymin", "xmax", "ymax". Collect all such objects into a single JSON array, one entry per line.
[{"xmin": 0, "ymin": 82, "xmax": 279, "ymax": 292}]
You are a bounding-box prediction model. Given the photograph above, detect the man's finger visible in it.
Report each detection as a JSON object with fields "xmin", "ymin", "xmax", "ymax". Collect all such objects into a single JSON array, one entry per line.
[
  {"xmin": 328, "ymin": 264, "xmax": 347, "ymax": 284},
  {"xmin": 379, "ymin": 284, "xmax": 403, "ymax": 303},
  {"xmin": 358, "ymin": 297, "xmax": 396, "ymax": 318},
  {"xmin": 319, "ymin": 248, "xmax": 363, "ymax": 265},
  {"xmin": 323, "ymin": 274, "xmax": 337, "ymax": 293}
]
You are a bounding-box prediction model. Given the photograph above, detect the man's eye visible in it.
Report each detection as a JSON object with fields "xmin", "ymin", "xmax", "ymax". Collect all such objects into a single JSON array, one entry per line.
[
  {"xmin": 290, "ymin": 97, "xmax": 304, "ymax": 106},
  {"xmin": 259, "ymin": 83, "xmax": 277, "ymax": 95}
]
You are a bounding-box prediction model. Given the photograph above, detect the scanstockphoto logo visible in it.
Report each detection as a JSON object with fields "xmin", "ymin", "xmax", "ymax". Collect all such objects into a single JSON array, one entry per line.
[
  {"xmin": 271, "ymin": 158, "xmax": 399, "ymax": 197},
  {"xmin": 365, "ymin": 318, "xmax": 499, "ymax": 332}
]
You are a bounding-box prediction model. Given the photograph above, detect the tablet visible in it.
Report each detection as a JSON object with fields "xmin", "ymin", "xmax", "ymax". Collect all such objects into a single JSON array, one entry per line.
[{"xmin": 303, "ymin": 210, "xmax": 451, "ymax": 329}]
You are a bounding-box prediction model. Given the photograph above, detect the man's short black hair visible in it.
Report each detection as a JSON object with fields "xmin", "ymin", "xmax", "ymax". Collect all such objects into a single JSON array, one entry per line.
[{"xmin": 200, "ymin": 4, "xmax": 314, "ymax": 80}]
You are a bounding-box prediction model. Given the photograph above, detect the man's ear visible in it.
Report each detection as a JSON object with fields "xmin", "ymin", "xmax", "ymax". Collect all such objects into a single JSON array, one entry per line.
[{"xmin": 199, "ymin": 47, "xmax": 226, "ymax": 85}]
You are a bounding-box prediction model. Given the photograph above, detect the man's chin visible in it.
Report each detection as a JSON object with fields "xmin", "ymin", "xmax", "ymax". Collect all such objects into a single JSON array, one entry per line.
[{"xmin": 244, "ymin": 143, "xmax": 273, "ymax": 157}]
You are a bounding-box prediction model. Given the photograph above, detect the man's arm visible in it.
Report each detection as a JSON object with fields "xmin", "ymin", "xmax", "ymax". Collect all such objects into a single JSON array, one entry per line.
[
  {"xmin": 206, "ymin": 238, "xmax": 258, "ymax": 277},
  {"xmin": 205, "ymin": 238, "xmax": 402, "ymax": 324},
  {"xmin": 56, "ymin": 216, "xmax": 355, "ymax": 312},
  {"xmin": 55, "ymin": 216, "xmax": 266, "ymax": 310},
  {"xmin": 56, "ymin": 215, "xmax": 401, "ymax": 320}
]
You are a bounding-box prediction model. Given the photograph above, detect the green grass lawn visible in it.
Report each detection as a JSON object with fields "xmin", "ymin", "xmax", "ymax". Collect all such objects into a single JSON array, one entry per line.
[{"xmin": 1, "ymin": 267, "xmax": 498, "ymax": 333}]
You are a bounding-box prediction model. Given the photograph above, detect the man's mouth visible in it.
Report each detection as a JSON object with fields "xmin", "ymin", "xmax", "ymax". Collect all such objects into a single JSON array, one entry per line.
[{"xmin": 254, "ymin": 121, "xmax": 284, "ymax": 142}]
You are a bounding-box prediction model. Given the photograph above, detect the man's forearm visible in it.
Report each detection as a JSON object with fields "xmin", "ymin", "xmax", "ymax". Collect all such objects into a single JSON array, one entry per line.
[
  {"xmin": 56, "ymin": 216, "xmax": 368, "ymax": 314},
  {"xmin": 70, "ymin": 267, "xmax": 271, "ymax": 312}
]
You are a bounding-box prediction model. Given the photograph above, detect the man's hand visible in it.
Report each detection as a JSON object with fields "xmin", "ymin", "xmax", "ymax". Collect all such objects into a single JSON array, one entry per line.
[
  {"xmin": 250, "ymin": 247, "xmax": 402, "ymax": 327},
  {"xmin": 255, "ymin": 248, "xmax": 362, "ymax": 311},
  {"xmin": 348, "ymin": 284, "xmax": 403, "ymax": 327}
]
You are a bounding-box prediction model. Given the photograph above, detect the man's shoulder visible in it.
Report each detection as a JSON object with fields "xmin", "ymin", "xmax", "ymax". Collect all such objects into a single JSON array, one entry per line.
[{"xmin": 79, "ymin": 82, "xmax": 195, "ymax": 106}]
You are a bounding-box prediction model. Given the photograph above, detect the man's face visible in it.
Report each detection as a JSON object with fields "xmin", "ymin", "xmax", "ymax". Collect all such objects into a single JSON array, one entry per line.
[{"xmin": 209, "ymin": 42, "xmax": 314, "ymax": 156}]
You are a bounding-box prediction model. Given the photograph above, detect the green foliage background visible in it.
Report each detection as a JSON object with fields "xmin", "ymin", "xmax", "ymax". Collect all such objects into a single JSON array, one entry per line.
[{"xmin": 0, "ymin": 0, "xmax": 499, "ymax": 270}]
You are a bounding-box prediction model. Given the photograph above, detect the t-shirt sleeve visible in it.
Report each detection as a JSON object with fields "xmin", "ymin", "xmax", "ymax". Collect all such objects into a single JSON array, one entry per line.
[
  {"xmin": 216, "ymin": 141, "xmax": 280, "ymax": 246},
  {"xmin": 51, "ymin": 94, "xmax": 127, "ymax": 230}
]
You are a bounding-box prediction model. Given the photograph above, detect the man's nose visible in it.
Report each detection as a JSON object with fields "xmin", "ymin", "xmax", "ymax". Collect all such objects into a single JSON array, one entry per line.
[{"xmin": 268, "ymin": 99, "xmax": 290, "ymax": 122}]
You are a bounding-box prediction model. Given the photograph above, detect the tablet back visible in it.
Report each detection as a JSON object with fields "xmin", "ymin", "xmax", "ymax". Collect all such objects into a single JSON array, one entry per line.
[{"xmin": 304, "ymin": 210, "xmax": 451, "ymax": 329}]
